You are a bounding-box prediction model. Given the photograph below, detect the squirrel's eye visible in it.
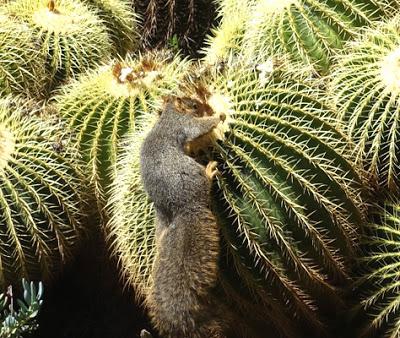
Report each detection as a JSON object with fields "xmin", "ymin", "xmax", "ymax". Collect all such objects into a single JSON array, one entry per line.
[{"xmin": 192, "ymin": 103, "xmax": 198, "ymax": 110}]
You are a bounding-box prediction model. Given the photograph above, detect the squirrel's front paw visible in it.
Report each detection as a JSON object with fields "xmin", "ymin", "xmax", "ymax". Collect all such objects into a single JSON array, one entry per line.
[{"xmin": 206, "ymin": 161, "xmax": 218, "ymax": 180}]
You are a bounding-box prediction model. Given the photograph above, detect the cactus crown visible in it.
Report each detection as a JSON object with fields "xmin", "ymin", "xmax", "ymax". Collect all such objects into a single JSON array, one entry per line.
[
  {"xmin": 17, "ymin": 0, "xmax": 96, "ymax": 33},
  {"xmin": 380, "ymin": 46, "xmax": 400, "ymax": 94}
]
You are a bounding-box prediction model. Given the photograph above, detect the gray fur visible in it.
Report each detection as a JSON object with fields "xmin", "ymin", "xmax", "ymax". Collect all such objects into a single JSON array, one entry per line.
[{"xmin": 140, "ymin": 100, "xmax": 224, "ymax": 338}]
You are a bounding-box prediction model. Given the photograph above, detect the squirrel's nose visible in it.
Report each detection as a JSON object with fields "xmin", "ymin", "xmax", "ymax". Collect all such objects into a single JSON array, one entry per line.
[{"xmin": 219, "ymin": 112, "xmax": 226, "ymax": 122}]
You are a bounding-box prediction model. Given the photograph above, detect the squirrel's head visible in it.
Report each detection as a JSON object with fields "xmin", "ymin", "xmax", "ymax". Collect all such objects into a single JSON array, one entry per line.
[{"xmin": 160, "ymin": 96, "xmax": 214, "ymax": 118}]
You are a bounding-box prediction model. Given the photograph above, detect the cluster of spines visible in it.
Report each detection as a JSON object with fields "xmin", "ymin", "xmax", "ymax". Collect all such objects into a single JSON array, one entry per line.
[
  {"xmin": 136, "ymin": 0, "xmax": 217, "ymax": 56},
  {"xmin": 0, "ymin": 98, "xmax": 85, "ymax": 287},
  {"xmin": 0, "ymin": 14, "xmax": 46, "ymax": 99},
  {"xmin": 330, "ymin": 15, "xmax": 400, "ymax": 196},
  {"xmin": 82, "ymin": 0, "xmax": 138, "ymax": 56},
  {"xmin": 3, "ymin": 0, "xmax": 112, "ymax": 93},
  {"xmin": 356, "ymin": 202, "xmax": 400, "ymax": 338}
]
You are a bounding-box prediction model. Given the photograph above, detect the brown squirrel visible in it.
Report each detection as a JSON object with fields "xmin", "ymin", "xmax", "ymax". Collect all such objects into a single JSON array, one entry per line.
[{"xmin": 140, "ymin": 95, "xmax": 226, "ymax": 338}]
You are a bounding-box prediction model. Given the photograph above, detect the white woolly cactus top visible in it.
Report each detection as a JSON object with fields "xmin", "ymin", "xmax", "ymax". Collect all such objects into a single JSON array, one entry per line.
[
  {"xmin": 380, "ymin": 46, "xmax": 400, "ymax": 94},
  {"xmin": 10, "ymin": 0, "xmax": 101, "ymax": 34},
  {"xmin": 0, "ymin": 125, "xmax": 15, "ymax": 173}
]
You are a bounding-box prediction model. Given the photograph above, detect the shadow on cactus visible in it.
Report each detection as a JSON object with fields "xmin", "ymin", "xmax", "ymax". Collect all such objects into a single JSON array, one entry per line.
[
  {"xmin": 354, "ymin": 203, "xmax": 400, "ymax": 338},
  {"xmin": 330, "ymin": 15, "xmax": 400, "ymax": 195},
  {"xmin": 3, "ymin": 0, "xmax": 112, "ymax": 93},
  {"xmin": 0, "ymin": 14, "xmax": 46, "ymax": 99},
  {"xmin": 240, "ymin": 0, "xmax": 395, "ymax": 74},
  {"xmin": 0, "ymin": 98, "xmax": 85, "ymax": 287},
  {"xmin": 0, "ymin": 279, "xmax": 43, "ymax": 338},
  {"xmin": 56, "ymin": 51, "xmax": 190, "ymax": 211},
  {"xmin": 107, "ymin": 57, "xmax": 367, "ymax": 336}
]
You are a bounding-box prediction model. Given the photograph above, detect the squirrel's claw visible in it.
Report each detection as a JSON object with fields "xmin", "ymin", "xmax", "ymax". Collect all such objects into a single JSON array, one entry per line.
[
  {"xmin": 206, "ymin": 161, "xmax": 218, "ymax": 180},
  {"xmin": 140, "ymin": 329, "xmax": 153, "ymax": 338}
]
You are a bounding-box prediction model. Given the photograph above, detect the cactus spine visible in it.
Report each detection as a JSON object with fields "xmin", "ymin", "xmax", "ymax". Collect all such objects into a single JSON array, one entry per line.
[
  {"xmin": 0, "ymin": 14, "xmax": 46, "ymax": 99},
  {"xmin": 82, "ymin": 0, "xmax": 138, "ymax": 56},
  {"xmin": 4, "ymin": 0, "xmax": 112, "ymax": 92},
  {"xmin": 331, "ymin": 16, "xmax": 400, "ymax": 195},
  {"xmin": 356, "ymin": 202, "xmax": 400, "ymax": 338},
  {"xmin": 0, "ymin": 98, "xmax": 85, "ymax": 287},
  {"xmin": 240, "ymin": 0, "xmax": 395, "ymax": 74}
]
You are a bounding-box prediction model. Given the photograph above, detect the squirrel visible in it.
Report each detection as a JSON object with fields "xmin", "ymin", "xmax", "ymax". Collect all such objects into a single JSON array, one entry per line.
[{"xmin": 140, "ymin": 95, "xmax": 227, "ymax": 338}]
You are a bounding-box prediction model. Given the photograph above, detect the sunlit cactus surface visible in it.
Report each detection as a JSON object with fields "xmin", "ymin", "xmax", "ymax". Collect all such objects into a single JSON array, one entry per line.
[
  {"xmin": 0, "ymin": 14, "xmax": 46, "ymax": 99},
  {"xmin": 4, "ymin": 0, "xmax": 112, "ymax": 92},
  {"xmin": 0, "ymin": 98, "xmax": 85, "ymax": 288},
  {"xmin": 331, "ymin": 15, "xmax": 400, "ymax": 195}
]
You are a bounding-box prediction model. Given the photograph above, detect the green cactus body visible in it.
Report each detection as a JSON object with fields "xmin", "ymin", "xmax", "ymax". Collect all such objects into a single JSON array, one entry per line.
[
  {"xmin": 0, "ymin": 98, "xmax": 85, "ymax": 287},
  {"xmin": 107, "ymin": 58, "xmax": 366, "ymax": 336},
  {"xmin": 107, "ymin": 119, "xmax": 157, "ymax": 301},
  {"xmin": 56, "ymin": 52, "xmax": 189, "ymax": 209},
  {"xmin": 242, "ymin": 0, "xmax": 394, "ymax": 74},
  {"xmin": 0, "ymin": 15, "xmax": 46, "ymax": 99},
  {"xmin": 82, "ymin": 0, "xmax": 138, "ymax": 56},
  {"xmin": 331, "ymin": 16, "xmax": 400, "ymax": 195},
  {"xmin": 4, "ymin": 0, "xmax": 112, "ymax": 92},
  {"xmin": 203, "ymin": 0, "xmax": 254, "ymax": 65},
  {"xmin": 357, "ymin": 203, "xmax": 400, "ymax": 338}
]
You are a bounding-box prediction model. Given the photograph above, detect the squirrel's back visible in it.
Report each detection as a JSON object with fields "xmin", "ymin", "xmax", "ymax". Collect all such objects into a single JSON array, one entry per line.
[{"xmin": 140, "ymin": 96, "xmax": 226, "ymax": 337}]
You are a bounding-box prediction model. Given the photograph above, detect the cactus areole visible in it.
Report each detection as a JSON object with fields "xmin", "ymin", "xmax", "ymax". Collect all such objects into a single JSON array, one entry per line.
[
  {"xmin": 32, "ymin": 0, "xmax": 82, "ymax": 33},
  {"xmin": 380, "ymin": 47, "xmax": 400, "ymax": 94}
]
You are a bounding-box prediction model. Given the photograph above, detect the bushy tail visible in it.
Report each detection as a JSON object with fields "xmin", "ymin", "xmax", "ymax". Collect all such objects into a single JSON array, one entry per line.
[{"xmin": 147, "ymin": 209, "xmax": 222, "ymax": 338}]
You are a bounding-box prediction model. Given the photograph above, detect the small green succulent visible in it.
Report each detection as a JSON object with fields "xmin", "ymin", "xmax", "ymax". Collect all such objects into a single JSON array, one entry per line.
[{"xmin": 0, "ymin": 279, "xmax": 43, "ymax": 338}]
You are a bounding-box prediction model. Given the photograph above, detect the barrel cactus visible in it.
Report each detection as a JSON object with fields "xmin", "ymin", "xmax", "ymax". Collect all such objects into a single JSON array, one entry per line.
[
  {"xmin": 4, "ymin": 0, "xmax": 112, "ymax": 93},
  {"xmin": 82, "ymin": 0, "xmax": 138, "ymax": 56},
  {"xmin": 107, "ymin": 58, "xmax": 366, "ymax": 336},
  {"xmin": 355, "ymin": 202, "xmax": 400, "ymax": 338},
  {"xmin": 0, "ymin": 14, "xmax": 46, "ymax": 99},
  {"xmin": 136, "ymin": 0, "xmax": 217, "ymax": 57},
  {"xmin": 203, "ymin": 0, "xmax": 253, "ymax": 65},
  {"xmin": 56, "ymin": 51, "xmax": 190, "ymax": 210},
  {"xmin": 0, "ymin": 97, "xmax": 85, "ymax": 287},
  {"xmin": 331, "ymin": 16, "xmax": 400, "ymax": 195},
  {"xmin": 242, "ymin": 0, "xmax": 395, "ymax": 74}
]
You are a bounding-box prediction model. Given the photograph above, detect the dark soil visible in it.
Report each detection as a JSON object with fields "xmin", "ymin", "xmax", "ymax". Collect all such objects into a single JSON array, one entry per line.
[{"xmin": 31, "ymin": 228, "xmax": 157, "ymax": 338}]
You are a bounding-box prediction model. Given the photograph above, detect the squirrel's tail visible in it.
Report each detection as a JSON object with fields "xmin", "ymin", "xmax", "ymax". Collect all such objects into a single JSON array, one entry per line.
[{"xmin": 147, "ymin": 209, "xmax": 223, "ymax": 338}]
